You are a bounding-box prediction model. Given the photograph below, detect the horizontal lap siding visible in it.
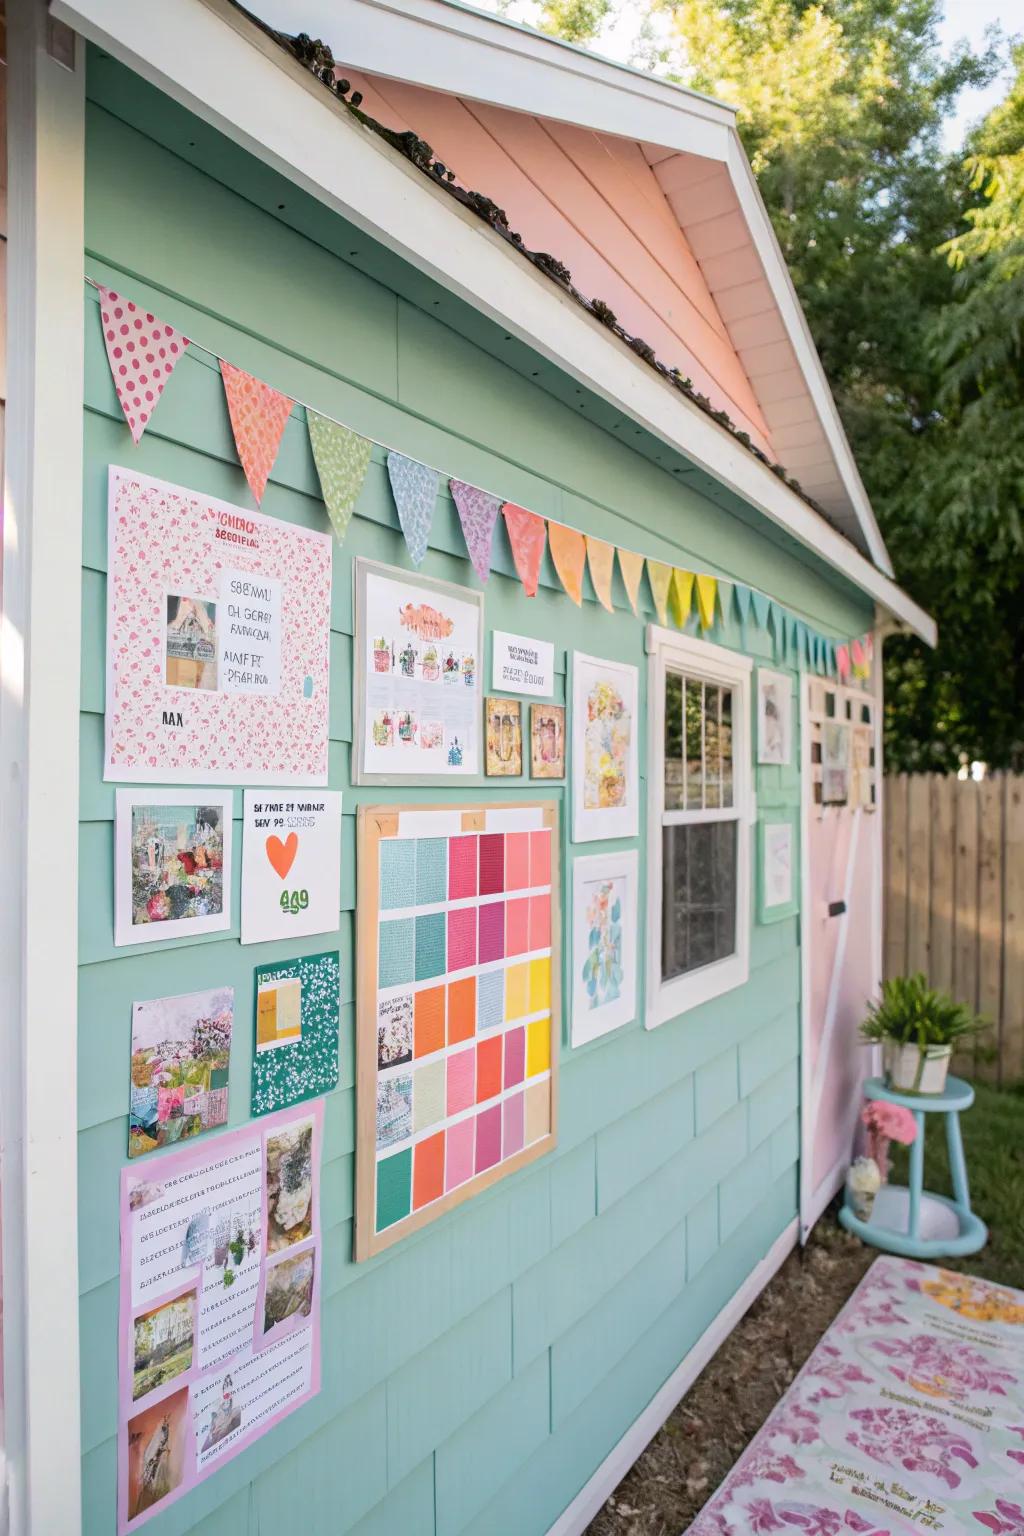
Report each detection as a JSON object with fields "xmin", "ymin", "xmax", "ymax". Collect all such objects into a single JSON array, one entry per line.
[{"xmin": 78, "ymin": 70, "xmax": 872, "ymax": 1536}]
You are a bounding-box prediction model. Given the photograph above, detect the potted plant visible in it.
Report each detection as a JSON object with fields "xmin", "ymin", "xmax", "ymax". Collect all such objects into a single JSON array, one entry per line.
[{"xmin": 860, "ymin": 973, "xmax": 983, "ymax": 1094}]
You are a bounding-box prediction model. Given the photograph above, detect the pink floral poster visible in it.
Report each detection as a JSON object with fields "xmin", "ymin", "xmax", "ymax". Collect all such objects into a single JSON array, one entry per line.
[
  {"xmin": 690, "ymin": 1256, "xmax": 1024, "ymax": 1535},
  {"xmin": 104, "ymin": 467, "xmax": 333, "ymax": 784}
]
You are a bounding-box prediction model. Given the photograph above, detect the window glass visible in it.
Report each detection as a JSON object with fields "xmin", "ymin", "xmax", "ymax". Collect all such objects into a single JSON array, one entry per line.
[
  {"xmin": 664, "ymin": 670, "xmax": 684, "ymax": 810},
  {"xmin": 721, "ymin": 690, "xmax": 734, "ymax": 809},
  {"xmin": 661, "ymin": 822, "xmax": 738, "ymax": 979},
  {"xmin": 685, "ymin": 678, "xmax": 703, "ymax": 810}
]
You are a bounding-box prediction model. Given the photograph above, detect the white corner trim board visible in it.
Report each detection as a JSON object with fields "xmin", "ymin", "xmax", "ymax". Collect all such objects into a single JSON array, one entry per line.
[
  {"xmin": 545, "ymin": 1218, "xmax": 800, "ymax": 1536},
  {"xmin": 53, "ymin": 0, "xmax": 934, "ymax": 643}
]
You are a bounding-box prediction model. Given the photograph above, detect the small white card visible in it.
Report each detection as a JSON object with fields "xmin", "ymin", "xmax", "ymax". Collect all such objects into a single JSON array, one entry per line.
[
  {"xmin": 241, "ymin": 789, "xmax": 342, "ymax": 945},
  {"xmin": 492, "ymin": 631, "xmax": 555, "ymax": 696}
]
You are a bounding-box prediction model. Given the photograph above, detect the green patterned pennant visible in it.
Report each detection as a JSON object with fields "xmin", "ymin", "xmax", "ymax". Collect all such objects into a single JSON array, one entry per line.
[
  {"xmin": 252, "ymin": 950, "xmax": 340, "ymax": 1116},
  {"xmin": 308, "ymin": 410, "xmax": 373, "ymax": 543}
]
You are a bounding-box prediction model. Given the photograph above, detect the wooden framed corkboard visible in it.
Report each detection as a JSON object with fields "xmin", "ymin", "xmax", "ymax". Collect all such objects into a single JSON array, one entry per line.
[{"xmin": 355, "ymin": 800, "xmax": 561, "ymax": 1260}]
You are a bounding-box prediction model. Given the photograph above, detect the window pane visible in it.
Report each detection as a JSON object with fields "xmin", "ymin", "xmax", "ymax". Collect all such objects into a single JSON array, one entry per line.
[
  {"xmin": 685, "ymin": 679, "xmax": 703, "ymax": 809},
  {"xmin": 661, "ymin": 821, "xmax": 738, "ymax": 981},
  {"xmin": 721, "ymin": 689, "xmax": 733, "ymax": 809},
  {"xmin": 664, "ymin": 670, "xmax": 684, "ymax": 810},
  {"xmin": 704, "ymin": 686, "xmax": 721, "ymax": 809}
]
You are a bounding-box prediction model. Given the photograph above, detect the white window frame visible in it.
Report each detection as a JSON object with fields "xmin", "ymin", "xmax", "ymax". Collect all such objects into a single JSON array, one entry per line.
[{"xmin": 645, "ymin": 624, "xmax": 754, "ymax": 1029}]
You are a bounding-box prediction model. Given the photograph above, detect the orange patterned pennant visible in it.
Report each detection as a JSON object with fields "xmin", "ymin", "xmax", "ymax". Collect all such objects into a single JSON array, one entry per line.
[
  {"xmin": 502, "ymin": 504, "xmax": 547, "ymax": 598},
  {"xmin": 220, "ymin": 360, "xmax": 294, "ymax": 506},
  {"xmin": 548, "ymin": 522, "xmax": 586, "ymax": 606},
  {"xmin": 618, "ymin": 548, "xmax": 645, "ymax": 616},
  {"xmin": 586, "ymin": 537, "xmax": 616, "ymax": 613}
]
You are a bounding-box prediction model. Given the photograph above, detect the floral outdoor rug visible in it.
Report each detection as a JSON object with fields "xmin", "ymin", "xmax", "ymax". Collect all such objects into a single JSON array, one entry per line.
[{"xmin": 689, "ymin": 1256, "xmax": 1024, "ymax": 1535}]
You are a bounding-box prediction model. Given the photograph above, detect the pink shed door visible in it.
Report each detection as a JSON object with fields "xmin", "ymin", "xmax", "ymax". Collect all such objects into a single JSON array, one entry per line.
[{"xmin": 800, "ymin": 672, "xmax": 882, "ymax": 1241}]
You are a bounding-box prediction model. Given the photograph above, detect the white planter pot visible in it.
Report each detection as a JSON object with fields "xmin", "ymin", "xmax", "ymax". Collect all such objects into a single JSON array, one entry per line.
[{"xmin": 884, "ymin": 1040, "xmax": 952, "ymax": 1095}]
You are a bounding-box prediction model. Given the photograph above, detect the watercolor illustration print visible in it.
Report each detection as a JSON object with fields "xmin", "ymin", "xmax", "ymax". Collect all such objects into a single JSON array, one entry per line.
[
  {"xmin": 485, "ymin": 697, "xmax": 523, "ymax": 776},
  {"xmin": 581, "ymin": 879, "xmax": 624, "ymax": 1012},
  {"xmin": 530, "ymin": 704, "xmax": 565, "ymax": 779},
  {"xmin": 130, "ymin": 802, "xmax": 225, "ymax": 927},
  {"xmin": 132, "ymin": 1290, "xmax": 196, "ymax": 1401},
  {"xmin": 126, "ymin": 1388, "xmax": 189, "ymax": 1520},
  {"xmin": 266, "ymin": 1118, "xmax": 315, "ymax": 1252},
  {"xmin": 757, "ymin": 668, "xmax": 791, "ymax": 766},
  {"xmin": 584, "ymin": 679, "xmax": 630, "ymax": 809},
  {"xmin": 129, "ymin": 988, "xmax": 233, "ymax": 1157},
  {"xmin": 165, "ymin": 594, "xmax": 217, "ymax": 690},
  {"xmin": 199, "ymin": 1371, "xmax": 243, "ymax": 1452},
  {"xmin": 263, "ymin": 1251, "xmax": 316, "ymax": 1334}
]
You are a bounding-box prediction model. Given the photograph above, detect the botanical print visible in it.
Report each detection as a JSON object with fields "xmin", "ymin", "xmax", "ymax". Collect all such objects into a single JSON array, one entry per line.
[
  {"xmin": 571, "ymin": 851, "xmax": 638, "ymax": 1047},
  {"xmin": 129, "ymin": 988, "xmax": 233, "ymax": 1157},
  {"xmin": 130, "ymin": 802, "xmax": 225, "ymax": 926},
  {"xmin": 583, "ymin": 678, "xmax": 629, "ymax": 809},
  {"xmin": 822, "ymin": 721, "xmax": 850, "ymax": 804},
  {"xmin": 265, "ymin": 1118, "xmax": 315, "ymax": 1253},
  {"xmin": 263, "ymin": 1251, "xmax": 315, "ymax": 1334},
  {"xmin": 530, "ymin": 704, "xmax": 565, "ymax": 778},
  {"xmin": 572, "ymin": 653, "xmax": 639, "ymax": 841},
  {"xmin": 165, "ymin": 594, "xmax": 217, "ymax": 690},
  {"xmin": 132, "ymin": 1290, "xmax": 196, "ymax": 1401},
  {"xmin": 126, "ymin": 1388, "xmax": 189, "ymax": 1520},
  {"xmin": 763, "ymin": 821, "xmax": 794, "ymax": 911},
  {"xmin": 757, "ymin": 667, "xmax": 791, "ymax": 765},
  {"xmin": 251, "ymin": 952, "xmax": 340, "ymax": 1117},
  {"xmin": 581, "ymin": 877, "xmax": 625, "ymax": 1011},
  {"xmin": 105, "ymin": 467, "xmax": 333, "ymax": 785},
  {"xmin": 485, "ymin": 696, "xmax": 523, "ymax": 776}
]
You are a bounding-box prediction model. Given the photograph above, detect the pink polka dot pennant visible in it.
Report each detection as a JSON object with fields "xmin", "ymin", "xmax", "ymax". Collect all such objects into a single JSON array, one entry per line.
[
  {"xmin": 97, "ymin": 286, "xmax": 191, "ymax": 445},
  {"xmin": 220, "ymin": 361, "xmax": 295, "ymax": 507}
]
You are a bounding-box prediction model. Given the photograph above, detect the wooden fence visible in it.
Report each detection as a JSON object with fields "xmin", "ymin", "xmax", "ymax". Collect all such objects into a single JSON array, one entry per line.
[{"xmin": 884, "ymin": 773, "xmax": 1024, "ymax": 1085}]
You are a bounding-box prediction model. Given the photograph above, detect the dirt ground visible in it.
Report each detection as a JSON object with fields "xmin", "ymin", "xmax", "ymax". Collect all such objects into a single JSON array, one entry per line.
[{"xmin": 585, "ymin": 1214, "xmax": 875, "ymax": 1536}]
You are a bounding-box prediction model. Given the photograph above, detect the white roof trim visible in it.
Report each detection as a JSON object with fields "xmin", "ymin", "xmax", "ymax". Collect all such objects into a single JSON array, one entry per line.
[{"xmin": 53, "ymin": 0, "xmax": 932, "ymax": 641}]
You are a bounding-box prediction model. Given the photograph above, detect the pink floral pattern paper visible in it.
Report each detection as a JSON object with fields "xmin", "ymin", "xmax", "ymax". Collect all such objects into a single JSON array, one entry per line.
[
  {"xmin": 689, "ymin": 1257, "xmax": 1024, "ymax": 1535},
  {"xmin": 104, "ymin": 467, "xmax": 332, "ymax": 784}
]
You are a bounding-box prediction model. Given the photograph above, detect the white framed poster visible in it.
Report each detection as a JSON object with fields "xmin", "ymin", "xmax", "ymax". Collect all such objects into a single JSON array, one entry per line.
[
  {"xmin": 115, "ymin": 789, "xmax": 233, "ymax": 946},
  {"xmin": 491, "ymin": 631, "xmax": 555, "ymax": 696},
  {"xmin": 571, "ymin": 651, "xmax": 639, "ymax": 841},
  {"xmin": 353, "ymin": 558, "xmax": 484, "ymax": 784},
  {"xmin": 104, "ymin": 467, "xmax": 333, "ymax": 785},
  {"xmin": 571, "ymin": 850, "xmax": 639, "ymax": 1046},
  {"xmin": 757, "ymin": 667, "xmax": 792, "ymax": 766},
  {"xmin": 241, "ymin": 790, "xmax": 342, "ymax": 945}
]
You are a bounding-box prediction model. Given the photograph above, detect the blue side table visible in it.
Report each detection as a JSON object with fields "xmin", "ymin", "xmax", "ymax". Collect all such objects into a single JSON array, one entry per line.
[{"xmin": 839, "ymin": 1075, "xmax": 987, "ymax": 1259}]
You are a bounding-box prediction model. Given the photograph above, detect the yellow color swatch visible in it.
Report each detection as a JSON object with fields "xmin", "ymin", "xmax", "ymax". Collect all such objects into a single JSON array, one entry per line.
[
  {"xmin": 528, "ymin": 956, "xmax": 551, "ymax": 1013},
  {"xmin": 504, "ymin": 962, "xmax": 530, "ymax": 1022},
  {"xmin": 527, "ymin": 1017, "xmax": 551, "ymax": 1077}
]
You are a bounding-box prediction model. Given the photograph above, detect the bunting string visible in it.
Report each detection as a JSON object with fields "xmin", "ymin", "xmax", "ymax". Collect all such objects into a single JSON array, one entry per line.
[{"xmin": 86, "ymin": 276, "xmax": 873, "ymax": 679}]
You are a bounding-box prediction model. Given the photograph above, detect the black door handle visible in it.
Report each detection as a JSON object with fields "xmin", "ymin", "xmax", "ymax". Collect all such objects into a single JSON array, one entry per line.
[{"xmin": 828, "ymin": 900, "xmax": 846, "ymax": 917}]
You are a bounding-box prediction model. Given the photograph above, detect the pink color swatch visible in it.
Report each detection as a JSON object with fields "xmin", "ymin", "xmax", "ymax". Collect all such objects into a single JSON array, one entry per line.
[
  {"xmin": 505, "ymin": 898, "xmax": 530, "ymax": 957},
  {"xmin": 504, "ymin": 833, "xmax": 530, "ymax": 891},
  {"xmin": 448, "ymin": 835, "xmax": 478, "ymax": 899},
  {"xmin": 529, "ymin": 894, "xmax": 551, "ymax": 954},
  {"xmin": 478, "ymin": 901, "xmax": 505, "ymax": 963},
  {"xmin": 503, "ymin": 1092, "xmax": 525, "ymax": 1157},
  {"xmin": 475, "ymin": 1104, "xmax": 502, "ymax": 1173},
  {"xmin": 445, "ymin": 1117, "xmax": 476, "ymax": 1191},
  {"xmin": 447, "ymin": 906, "xmax": 477, "ymax": 971},
  {"xmin": 530, "ymin": 829, "xmax": 552, "ymax": 888},
  {"xmin": 504, "ymin": 1026, "xmax": 526, "ymax": 1089},
  {"xmin": 447, "ymin": 1047, "xmax": 476, "ymax": 1115},
  {"xmin": 478, "ymin": 833, "xmax": 505, "ymax": 895}
]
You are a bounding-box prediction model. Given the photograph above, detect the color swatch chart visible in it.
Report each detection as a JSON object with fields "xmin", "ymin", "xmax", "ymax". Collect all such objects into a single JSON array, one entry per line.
[{"xmin": 358, "ymin": 803, "xmax": 559, "ymax": 1256}]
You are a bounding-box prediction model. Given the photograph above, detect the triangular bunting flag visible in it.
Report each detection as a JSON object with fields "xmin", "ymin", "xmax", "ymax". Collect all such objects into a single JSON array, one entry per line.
[
  {"xmin": 786, "ymin": 613, "xmax": 800, "ymax": 660},
  {"xmin": 670, "ymin": 569, "xmax": 694, "ymax": 627},
  {"xmin": 548, "ymin": 523, "xmax": 586, "ymax": 606},
  {"xmin": 836, "ymin": 643, "xmax": 850, "ymax": 682},
  {"xmin": 586, "ymin": 537, "xmax": 616, "ymax": 613},
  {"xmin": 750, "ymin": 590, "xmax": 771, "ymax": 629},
  {"xmin": 826, "ymin": 640, "xmax": 837, "ymax": 677},
  {"xmin": 769, "ymin": 602, "xmax": 785, "ymax": 659},
  {"xmin": 647, "ymin": 560, "xmax": 673, "ymax": 626},
  {"xmin": 618, "ymin": 549, "xmax": 645, "ymax": 616},
  {"xmin": 718, "ymin": 582, "xmax": 732, "ymax": 630},
  {"xmin": 98, "ymin": 285, "xmax": 190, "ymax": 445},
  {"xmin": 795, "ymin": 621, "xmax": 809, "ymax": 669},
  {"xmin": 851, "ymin": 637, "xmax": 869, "ymax": 679},
  {"xmin": 450, "ymin": 480, "xmax": 501, "ymax": 584},
  {"xmin": 221, "ymin": 361, "xmax": 294, "ymax": 506},
  {"xmin": 503, "ymin": 504, "xmax": 547, "ymax": 598},
  {"xmin": 308, "ymin": 412, "xmax": 372, "ymax": 544},
  {"xmin": 696, "ymin": 574, "xmax": 718, "ymax": 631},
  {"xmin": 387, "ymin": 451, "xmax": 439, "ymax": 567},
  {"xmin": 733, "ymin": 584, "xmax": 753, "ymax": 627}
]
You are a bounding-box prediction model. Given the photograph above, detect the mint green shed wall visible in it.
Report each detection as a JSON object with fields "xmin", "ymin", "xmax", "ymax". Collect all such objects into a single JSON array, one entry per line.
[{"xmin": 78, "ymin": 55, "xmax": 873, "ymax": 1536}]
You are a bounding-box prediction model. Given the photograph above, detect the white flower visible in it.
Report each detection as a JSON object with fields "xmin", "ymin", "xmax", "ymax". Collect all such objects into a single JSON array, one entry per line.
[{"xmin": 847, "ymin": 1155, "xmax": 881, "ymax": 1195}]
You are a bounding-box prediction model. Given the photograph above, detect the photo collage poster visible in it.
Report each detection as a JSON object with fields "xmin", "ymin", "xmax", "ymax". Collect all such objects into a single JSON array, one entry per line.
[
  {"xmin": 357, "ymin": 561, "xmax": 483, "ymax": 780},
  {"xmin": 118, "ymin": 1102, "xmax": 323, "ymax": 1533},
  {"xmin": 357, "ymin": 802, "xmax": 559, "ymax": 1259},
  {"xmin": 104, "ymin": 467, "xmax": 333, "ymax": 785}
]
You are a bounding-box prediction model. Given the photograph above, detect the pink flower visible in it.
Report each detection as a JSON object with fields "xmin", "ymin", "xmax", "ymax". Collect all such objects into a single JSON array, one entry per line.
[{"xmin": 861, "ymin": 1100, "xmax": 917, "ymax": 1181}]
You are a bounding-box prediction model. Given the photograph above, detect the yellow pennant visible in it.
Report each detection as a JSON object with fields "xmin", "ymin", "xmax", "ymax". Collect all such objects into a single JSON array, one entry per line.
[
  {"xmin": 647, "ymin": 560, "xmax": 673, "ymax": 626},
  {"xmin": 671, "ymin": 569, "xmax": 694, "ymax": 627},
  {"xmin": 586, "ymin": 537, "xmax": 616, "ymax": 613},
  {"xmin": 696, "ymin": 573, "xmax": 718, "ymax": 630},
  {"xmin": 617, "ymin": 548, "xmax": 645, "ymax": 615},
  {"xmin": 548, "ymin": 522, "xmax": 586, "ymax": 606}
]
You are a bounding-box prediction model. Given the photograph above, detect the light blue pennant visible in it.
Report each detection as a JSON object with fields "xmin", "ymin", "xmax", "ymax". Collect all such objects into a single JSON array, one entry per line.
[{"xmin": 387, "ymin": 450, "xmax": 439, "ymax": 567}]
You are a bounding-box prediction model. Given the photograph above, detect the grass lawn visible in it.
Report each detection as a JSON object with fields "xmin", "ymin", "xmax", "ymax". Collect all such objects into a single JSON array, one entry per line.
[{"xmin": 888, "ymin": 1080, "xmax": 1024, "ymax": 1286}]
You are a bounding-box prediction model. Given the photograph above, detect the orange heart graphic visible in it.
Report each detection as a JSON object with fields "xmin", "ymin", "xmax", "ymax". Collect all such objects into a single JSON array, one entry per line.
[{"xmin": 265, "ymin": 832, "xmax": 299, "ymax": 880}]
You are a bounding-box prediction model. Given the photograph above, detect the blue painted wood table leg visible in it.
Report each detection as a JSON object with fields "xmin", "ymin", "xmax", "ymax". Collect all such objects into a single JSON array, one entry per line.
[
  {"xmin": 946, "ymin": 1108, "xmax": 971, "ymax": 1210},
  {"xmin": 907, "ymin": 1109, "xmax": 925, "ymax": 1238}
]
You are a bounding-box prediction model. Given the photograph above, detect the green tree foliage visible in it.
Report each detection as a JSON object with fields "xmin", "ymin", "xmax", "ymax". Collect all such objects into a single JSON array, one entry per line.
[{"xmin": 519, "ymin": 0, "xmax": 1021, "ymax": 768}]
